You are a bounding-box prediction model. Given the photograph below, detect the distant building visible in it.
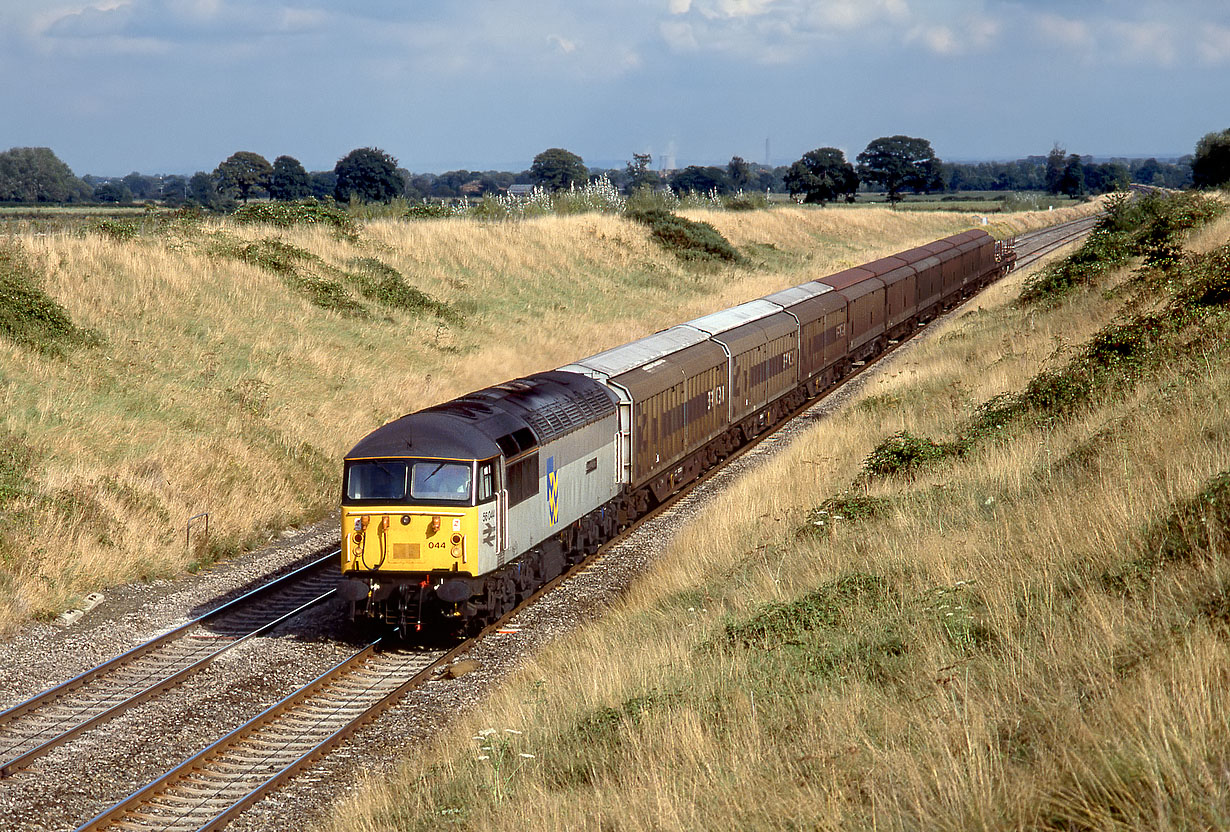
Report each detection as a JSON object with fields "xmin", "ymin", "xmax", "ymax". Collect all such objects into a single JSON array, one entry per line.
[{"xmin": 507, "ymin": 183, "xmax": 535, "ymax": 196}]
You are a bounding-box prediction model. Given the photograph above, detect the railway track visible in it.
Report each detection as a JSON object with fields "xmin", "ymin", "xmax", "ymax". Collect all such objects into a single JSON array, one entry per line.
[
  {"xmin": 52, "ymin": 215, "xmax": 1099, "ymax": 832},
  {"xmin": 1013, "ymin": 213, "xmax": 1101, "ymax": 269},
  {"xmin": 75, "ymin": 640, "xmax": 453, "ymax": 832},
  {"xmin": 0, "ymin": 551, "xmax": 339, "ymax": 779}
]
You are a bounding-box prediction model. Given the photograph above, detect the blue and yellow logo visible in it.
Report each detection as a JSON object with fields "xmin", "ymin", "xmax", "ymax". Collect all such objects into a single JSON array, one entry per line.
[{"xmin": 546, "ymin": 455, "xmax": 559, "ymax": 526}]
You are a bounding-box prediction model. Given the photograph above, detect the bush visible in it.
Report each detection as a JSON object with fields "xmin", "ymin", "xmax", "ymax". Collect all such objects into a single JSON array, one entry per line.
[
  {"xmin": 861, "ymin": 431, "xmax": 953, "ymax": 480},
  {"xmin": 233, "ymin": 199, "xmax": 357, "ymax": 237},
  {"xmin": 346, "ymin": 258, "xmax": 455, "ymax": 319},
  {"xmin": 625, "ymin": 207, "xmax": 740, "ymax": 263},
  {"xmin": 405, "ymin": 201, "xmax": 465, "ymax": 220},
  {"xmin": 0, "ymin": 242, "xmax": 96, "ymax": 355},
  {"xmin": 724, "ymin": 191, "xmax": 769, "ymax": 211},
  {"xmin": 1019, "ymin": 191, "xmax": 1226, "ymax": 306},
  {"xmin": 90, "ymin": 218, "xmax": 139, "ymax": 241}
]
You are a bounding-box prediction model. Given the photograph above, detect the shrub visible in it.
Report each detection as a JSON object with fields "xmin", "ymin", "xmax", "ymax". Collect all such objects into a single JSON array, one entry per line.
[
  {"xmin": 90, "ymin": 218, "xmax": 139, "ymax": 241},
  {"xmin": 346, "ymin": 258, "xmax": 455, "ymax": 319},
  {"xmin": 625, "ymin": 207, "xmax": 740, "ymax": 263},
  {"xmin": 232, "ymin": 199, "xmax": 357, "ymax": 238},
  {"xmin": 0, "ymin": 242, "xmax": 96, "ymax": 355},
  {"xmin": 1019, "ymin": 191, "xmax": 1226, "ymax": 306},
  {"xmin": 724, "ymin": 191, "xmax": 769, "ymax": 211},
  {"xmin": 405, "ymin": 201, "xmax": 462, "ymax": 220},
  {"xmin": 861, "ymin": 431, "xmax": 953, "ymax": 480}
]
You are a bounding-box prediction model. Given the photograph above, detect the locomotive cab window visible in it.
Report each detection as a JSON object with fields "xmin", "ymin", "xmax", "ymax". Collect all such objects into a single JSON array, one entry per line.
[
  {"xmin": 477, "ymin": 461, "xmax": 497, "ymax": 503},
  {"xmin": 346, "ymin": 461, "xmax": 407, "ymax": 501},
  {"xmin": 410, "ymin": 461, "xmax": 472, "ymax": 502}
]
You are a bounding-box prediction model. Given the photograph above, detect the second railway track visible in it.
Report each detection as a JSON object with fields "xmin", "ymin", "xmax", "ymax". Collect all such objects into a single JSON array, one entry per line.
[{"xmin": 0, "ymin": 551, "xmax": 339, "ymax": 779}]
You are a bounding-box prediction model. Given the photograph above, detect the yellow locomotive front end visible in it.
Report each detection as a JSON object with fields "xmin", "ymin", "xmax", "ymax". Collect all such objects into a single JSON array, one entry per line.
[{"xmin": 340, "ymin": 455, "xmax": 495, "ymax": 631}]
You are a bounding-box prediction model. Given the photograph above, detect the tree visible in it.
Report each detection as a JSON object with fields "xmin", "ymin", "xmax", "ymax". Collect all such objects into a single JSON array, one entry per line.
[
  {"xmin": 269, "ymin": 155, "xmax": 312, "ymax": 201},
  {"xmin": 1045, "ymin": 143, "xmax": 1068, "ymax": 195},
  {"xmin": 529, "ymin": 148, "xmax": 587, "ymax": 191},
  {"xmin": 669, "ymin": 165, "xmax": 732, "ymax": 195},
  {"xmin": 187, "ymin": 171, "xmax": 234, "ymax": 212},
  {"xmin": 856, "ymin": 136, "xmax": 942, "ymax": 204},
  {"xmin": 214, "ymin": 151, "xmax": 273, "ymax": 203},
  {"xmin": 0, "ymin": 147, "xmax": 92, "ymax": 203},
  {"xmin": 160, "ymin": 175, "xmax": 188, "ymax": 206},
  {"xmin": 625, "ymin": 153, "xmax": 660, "ymax": 192},
  {"xmin": 1058, "ymin": 154, "xmax": 1085, "ymax": 197},
  {"xmin": 1192, "ymin": 128, "xmax": 1230, "ymax": 189},
  {"xmin": 310, "ymin": 171, "xmax": 337, "ymax": 200},
  {"xmin": 727, "ymin": 156, "xmax": 752, "ymax": 190},
  {"xmin": 783, "ymin": 147, "xmax": 859, "ymax": 204},
  {"xmin": 334, "ymin": 147, "xmax": 402, "ymax": 203},
  {"xmin": 122, "ymin": 171, "xmax": 158, "ymax": 200},
  {"xmin": 93, "ymin": 181, "xmax": 132, "ymax": 203}
]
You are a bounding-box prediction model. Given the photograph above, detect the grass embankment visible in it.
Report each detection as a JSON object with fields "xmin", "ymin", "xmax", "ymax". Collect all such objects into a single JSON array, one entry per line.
[
  {"xmin": 0, "ymin": 201, "xmax": 1094, "ymax": 632},
  {"xmin": 327, "ymin": 191, "xmax": 1230, "ymax": 831}
]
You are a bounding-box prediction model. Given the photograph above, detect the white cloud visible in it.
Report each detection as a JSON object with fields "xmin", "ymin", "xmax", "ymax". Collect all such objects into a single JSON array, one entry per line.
[
  {"xmin": 1108, "ymin": 20, "xmax": 1176, "ymax": 66},
  {"xmin": 549, "ymin": 34, "xmax": 577, "ymax": 54},
  {"xmin": 1034, "ymin": 13, "xmax": 1093, "ymax": 51},
  {"xmin": 660, "ymin": 19, "xmax": 700, "ymax": 50},
  {"xmin": 1197, "ymin": 24, "xmax": 1230, "ymax": 65}
]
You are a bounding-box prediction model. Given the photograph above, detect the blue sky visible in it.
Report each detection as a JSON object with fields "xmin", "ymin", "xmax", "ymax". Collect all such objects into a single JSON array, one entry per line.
[{"xmin": 3, "ymin": 1, "xmax": 1227, "ymax": 177}]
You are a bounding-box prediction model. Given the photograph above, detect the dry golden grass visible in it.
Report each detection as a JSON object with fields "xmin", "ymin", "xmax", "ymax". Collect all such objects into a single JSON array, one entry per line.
[
  {"xmin": 326, "ymin": 210, "xmax": 1230, "ymax": 832},
  {"xmin": 0, "ymin": 204, "xmax": 1088, "ymax": 632}
]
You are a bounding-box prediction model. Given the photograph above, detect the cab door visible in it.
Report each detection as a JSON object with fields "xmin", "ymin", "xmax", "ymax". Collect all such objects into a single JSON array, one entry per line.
[{"xmin": 477, "ymin": 459, "xmax": 504, "ymax": 571}]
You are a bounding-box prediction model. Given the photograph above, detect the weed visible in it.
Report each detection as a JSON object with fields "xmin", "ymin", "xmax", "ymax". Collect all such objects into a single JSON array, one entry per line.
[
  {"xmin": 0, "ymin": 431, "xmax": 35, "ymax": 507},
  {"xmin": 724, "ymin": 191, "xmax": 770, "ymax": 212},
  {"xmin": 1103, "ymin": 470, "xmax": 1230, "ymax": 593},
  {"xmin": 345, "ymin": 258, "xmax": 455, "ymax": 319},
  {"xmin": 1019, "ymin": 191, "xmax": 1225, "ymax": 306},
  {"xmin": 798, "ymin": 493, "xmax": 893, "ymax": 537}
]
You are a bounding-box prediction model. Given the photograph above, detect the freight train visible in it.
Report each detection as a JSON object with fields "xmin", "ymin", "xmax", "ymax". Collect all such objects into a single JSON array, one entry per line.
[{"xmin": 338, "ymin": 228, "xmax": 1016, "ymax": 632}]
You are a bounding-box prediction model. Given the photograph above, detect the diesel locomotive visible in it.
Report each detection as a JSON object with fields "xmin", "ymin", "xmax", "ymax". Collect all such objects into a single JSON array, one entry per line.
[{"xmin": 338, "ymin": 228, "xmax": 1016, "ymax": 632}]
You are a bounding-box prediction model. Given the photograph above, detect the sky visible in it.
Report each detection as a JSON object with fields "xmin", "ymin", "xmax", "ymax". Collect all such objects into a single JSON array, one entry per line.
[{"xmin": 2, "ymin": 1, "xmax": 1228, "ymax": 177}]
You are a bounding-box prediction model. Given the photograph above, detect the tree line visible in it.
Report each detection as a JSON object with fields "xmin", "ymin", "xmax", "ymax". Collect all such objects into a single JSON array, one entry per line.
[{"xmin": 1, "ymin": 129, "xmax": 1227, "ymax": 209}]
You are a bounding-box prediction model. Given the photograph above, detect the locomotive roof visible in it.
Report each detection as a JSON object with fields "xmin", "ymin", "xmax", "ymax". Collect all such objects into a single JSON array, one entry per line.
[{"xmin": 345, "ymin": 370, "xmax": 617, "ymax": 461}]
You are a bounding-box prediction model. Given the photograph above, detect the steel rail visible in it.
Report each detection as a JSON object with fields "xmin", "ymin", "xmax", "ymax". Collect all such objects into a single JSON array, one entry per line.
[{"xmin": 0, "ymin": 549, "xmax": 340, "ymax": 777}]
